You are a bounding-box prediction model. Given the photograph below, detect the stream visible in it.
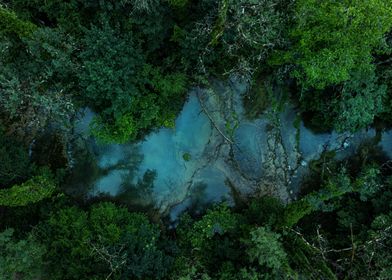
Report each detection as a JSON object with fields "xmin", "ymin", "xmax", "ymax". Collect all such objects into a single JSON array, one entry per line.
[{"xmin": 64, "ymin": 77, "xmax": 392, "ymax": 221}]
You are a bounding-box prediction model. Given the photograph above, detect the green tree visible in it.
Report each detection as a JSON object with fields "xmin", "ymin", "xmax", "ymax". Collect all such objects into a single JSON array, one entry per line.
[
  {"xmin": 289, "ymin": 0, "xmax": 392, "ymax": 89},
  {"xmin": 0, "ymin": 228, "xmax": 45, "ymax": 280},
  {"xmin": 89, "ymin": 202, "xmax": 169, "ymax": 280},
  {"xmin": 354, "ymin": 165, "xmax": 382, "ymax": 202},
  {"xmin": 0, "ymin": 170, "xmax": 56, "ymax": 207},
  {"xmin": 299, "ymin": 67, "xmax": 387, "ymax": 132},
  {"xmin": 37, "ymin": 206, "xmax": 92, "ymax": 280},
  {"xmin": 187, "ymin": 204, "xmax": 239, "ymax": 249},
  {"xmin": 0, "ymin": 5, "xmax": 36, "ymax": 38},
  {"xmin": 0, "ymin": 127, "xmax": 32, "ymax": 187},
  {"xmin": 244, "ymin": 227, "xmax": 289, "ymax": 276},
  {"xmin": 174, "ymin": 205, "xmax": 243, "ymax": 279},
  {"xmin": 36, "ymin": 202, "xmax": 169, "ymax": 280},
  {"xmin": 79, "ymin": 21, "xmax": 186, "ymax": 143},
  {"xmin": 333, "ymin": 70, "xmax": 387, "ymax": 132},
  {"xmin": 178, "ymin": 0, "xmax": 287, "ymax": 77},
  {"xmin": 359, "ymin": 212, "xmax": 392, "ymax": 279},
  {"xmin": 220, "ymin": 0, "xmax": 287, "ymax": 75},
  {"xmin": 0, "ymin": 27, "xmax": 76, "ymax": 140}
]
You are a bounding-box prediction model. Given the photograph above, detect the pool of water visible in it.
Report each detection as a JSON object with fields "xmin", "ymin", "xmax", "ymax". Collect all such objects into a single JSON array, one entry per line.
[
  {"xmin": 67, "ymin": 78, "xmax": 392, "ymax": 219},
  {"xmin": 72, "ymin": 92, "xmax": 227, "ymax": 211}
]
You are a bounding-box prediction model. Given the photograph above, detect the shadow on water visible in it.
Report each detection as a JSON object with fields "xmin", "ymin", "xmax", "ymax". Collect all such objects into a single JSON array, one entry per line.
[
  {"xmin": 167, "ymin": 182, "xmax": 232, "ymax": 226},
  {"xmin": 184, "ymin": 183, "xmax": 211, "ymax": 216},
  {"xmin": 168, "ymin": 182, "xmax": 237, "ymax": 231},
  {"xmin": 116, "ymin": 169, "xmax": 157, "ymax": 207},
  {"xmin": 62, "ymin": 137, "xmax": 155, "ymax": 206}
]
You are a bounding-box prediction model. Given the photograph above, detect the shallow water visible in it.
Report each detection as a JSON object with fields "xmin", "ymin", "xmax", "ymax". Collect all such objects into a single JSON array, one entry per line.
[
  {"xmin": 68, "ymin": 79, "xmax": 392, "ymax": 219},
  {"xmin": 72, "ymin": 92, "xmax": 229, "ymax": 212},
  {"xmin": 380, "ymin": 130, "xmax": 392, "ymax": 158},
  {"xmin": 137, "ymin": 93, "xmax": 213, "ymax": 205},
  {"xmin": 233, "ymin": 120, "xmax": 268, "ymax": 179}
]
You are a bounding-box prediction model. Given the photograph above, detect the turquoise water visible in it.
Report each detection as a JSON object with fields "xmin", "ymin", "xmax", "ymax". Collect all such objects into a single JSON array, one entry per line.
[
  {"xmin": 137, "ymin": 92, "xmax": 213, "ymax": 205},
  {"xmin": 233, "ymin": 120, "xmax": 267, "ymax": 179},
  {"xmin": 73, "ymin": 92, "xmax": 231, "ymax": 212},
  {"xmin": 69, "ymin": 79, "xmax": 392, "ymax": 218},
  {"xmin": 381, "ymin": 130, "xmax": 392, "ymax": 158}
]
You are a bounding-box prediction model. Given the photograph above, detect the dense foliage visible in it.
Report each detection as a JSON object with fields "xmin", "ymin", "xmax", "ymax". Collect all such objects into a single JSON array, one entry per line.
[
  {"xmin": 2, "ymin": 0, "xmax": 392, "ymax": 136},
  {"xmin": 1, "ymin": 146, "xmax": 392, "ymax": 279},
  {"xmin": 34, "ymin": 202, "xmax": 169, "ymax": 280},
  {"xmin": 288, "ymin": 0, "xmax": 392, "ymax": 90},
  {"xmin": 1, "ymin": 0, "xmax": 392, "ymax": 279}
]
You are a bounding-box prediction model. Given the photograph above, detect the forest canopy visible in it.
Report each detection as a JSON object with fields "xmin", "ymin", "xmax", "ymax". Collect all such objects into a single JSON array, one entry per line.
[{"xmin": 1, "ymin": 0, "xmax": 392, "ymax": 279}]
